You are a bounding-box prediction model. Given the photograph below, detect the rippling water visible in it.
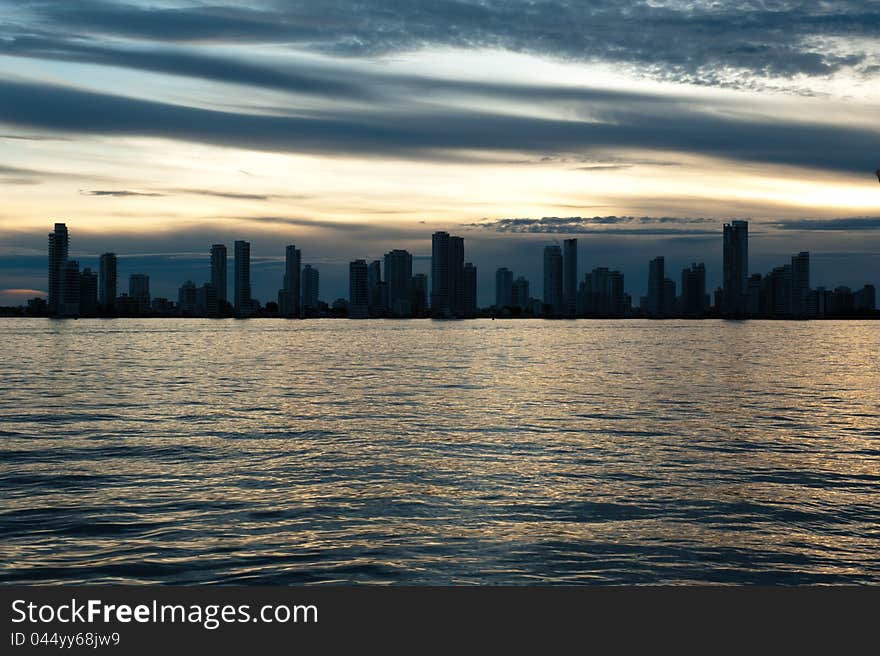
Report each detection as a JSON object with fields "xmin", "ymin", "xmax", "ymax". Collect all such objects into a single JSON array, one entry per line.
[{"xmin": 1, "ymin": 318, "xmax": 878, "ymax": 585}]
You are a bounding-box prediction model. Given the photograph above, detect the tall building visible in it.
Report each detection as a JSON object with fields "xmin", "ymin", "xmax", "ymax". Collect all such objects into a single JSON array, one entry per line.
[
  {"xmin": 384, "ymin": 249, "xmax": 413, "ymax": 317},
  {"xmin": 210, "ymin": 244, "xmax": 227, "ymax": 306},
  {"xmin": 79, "ymin": 267, "xmax": 98, "ymax": 317},
  {"xmin": 279, "ymin": 244, "xmax": 301, "ymax": 318},
  {"xmin": 301, "ymin": 264, "xmax": 320, "ymax": 313},
  {"xmin": 234, "ymin": 240, "xmax": 251, "ymax": 316},
  {"xmin": 411, "ymin": 273, "xmax": 428, "ymax": 317},
  {"xmin": 178, "ymin": 280, "xmax": 197, "ymax": 315},
  {"xmin": 129, "ymin": 274, "xmax": 150, "ymax": 315},
  {"xmin": 495, "ymin": 267, "xmax": 513, "ymax": 309},
  {"xmin": 543, "ymin": 245, "xmax": 563, "ymax": 316},
  {"xmin": 646, "ymin": 256, "xmax": 665, "ymax": 317},
  {"xmin": 723, "ymin": 220, "xmax": 749, "ymax": 314},
  {"xmin": 47, "ymin": 222, "xmax": 69, "ymax": 315},
  {"xmin": 367, "ymin": 260, "xmax": 387, "ymax": 315},
  {"xmin": 511, "ymin": 276, "xmax": 530, "ymax": 311},
  {"xmin": 791, "ymin": 251, "xmax": 810, "ymax": 317},
  {"xmin": 563, "ymin": 238, "xmax": 577, "ymax": 317},
  {"xmin": 431, "ymin": 231, "xmax": 466, "ymax": 318},
  {"xmin": 463, "ymin": 262, "xmax": 477, "ymax": 318},
  {"xmin": 196, "ymin": 283, "xmax": 218, "ymax": 317},
  {"xmin": 98, "ymin": 252, "xmax": 117, "ymax": 310},
  {"xmin": 349, "ymin": 259, "xmax": 369, "ymax": 318},
  {"xmin": 58, "ymin": 260, "xmax": 80, "ymax": 318},
  {"xmin": 680, "ymin": 263, "xmax": 707, "ymax": 316}
]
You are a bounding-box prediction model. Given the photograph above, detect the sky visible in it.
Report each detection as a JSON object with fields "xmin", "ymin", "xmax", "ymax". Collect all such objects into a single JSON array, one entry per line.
[{"xmin": 1, "ymin": 0, "xmax": 879, "ymax": 306}]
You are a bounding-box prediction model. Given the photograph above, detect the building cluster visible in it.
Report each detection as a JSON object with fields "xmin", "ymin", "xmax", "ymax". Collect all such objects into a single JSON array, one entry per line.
[{"xmin": 19, "ymin": 220, "xmax": 880, "ymax": 320}]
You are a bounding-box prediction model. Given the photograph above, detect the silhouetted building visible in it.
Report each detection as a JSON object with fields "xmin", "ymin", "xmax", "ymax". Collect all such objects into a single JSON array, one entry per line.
[
  {"xmin": 302, "ymin": 264, "xmax": 320, "ymax": 314},
  {"xmin": 680, "ymin": 263, "xmax": 707, "ymax": 316},
  {"xmin": 511, "ymin": 276, "xmax": 529, "ymax": 311},
  {"xmin": 563, "ymin": 238, "xmax": 577, "ymax": 317},
  {"xmin": 723, "ymin": 220, "xmax": 749, "ymax": 314},
  {"xmin": 234, "ymin": 240, "xmax": 252, "ymax": 316},
  {"xmin": 98, "ymin": 252, "xmax": 117, "ymax": 310},
  {"xmin": 646, "ymin": 256, "xmax": 665, "ymax": 317},
  {"xmin": 79, "ymin": 267, "xmax": 98, "ymax": 317},
  {"xmin": 543, "ymin": 245, "xmax": 563, "ymax": 316},
  {"xmin": 791, "ymin": 251, "xmax": 810, "ymax": 317},
  {"xmin": 854, "ymin": 284, "xmax": 876, "ymax": 312},
  {"xmin": 279, "ymin": 244, "xmax": 301, "ymax": 318},
  {"xmin": 411, "ymin": 273, "xmax": 428, "ymax": 317},
  {"xmin": 463, "ymin": 262, "xmax": 477, "ymax": 318},
  {"xmin": 196, "ymin": 282, "xmax": 218, "ymax": 317},
  {"xmin": 129, "ymin": 274, "xmax": 150, "ymax": 315},
  {"xmin": 663, "ymin": 278, "xmax": 677, "ymax": 316},
  {"xmin": 349, "ymin": 259, "xmax": 369, "ymax": 319},
  {"xmin": 58, "ymin": 259, "xmax": 80, "ymax": 317},
  {"xmin": 178, "ymin": 280, "xmax": 197, "ymax": 315},
  {"xmin": 47, "ymin": 222, "xmax": 69, "ymax": 315},
  {"xmin": 431, "ymin": 231, "xmax": 466, "ymax": 318},
  {"xmin": 151, "ymin": 297, "xmax": 174, "ymax": 315},
  {"xmin": 578, "ymin": 267, "xmax": 626, "ymax": 316},
  {"xmin": 384, "ymin": 249, "xmax": 413, "ymax": 317},
  {"xmin": 366, "ymin": 260, "xmax": 386, "ymax": 315},
  {"xmin": 211, "ymin": 244, "xmax": 227, "ymax": 305},
  {"xmin": 495, "ymin": 267, "xmax": 513, "ymax": 309}
]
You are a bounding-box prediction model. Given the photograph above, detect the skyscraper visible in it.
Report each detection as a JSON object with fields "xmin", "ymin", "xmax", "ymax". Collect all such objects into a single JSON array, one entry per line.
[
  {"xmin": 511, "ymin": 276, "xmax": 530, "ymax": 311},
  {"xmin": 384, "ymin": 249, "xmax": 413, "ymax": 317},
  {"xmin": 98, "ymin": 252, "xmax": 117, "ymax": 310},
  {"xmin": 411, "ymin": 273, "xmax": 428, "ymax": 317},
  {"xmin": 178, "ymin": 280, "xmax": 197, "ymax": 315},
  {"xmin": 210, "ymin": 244, "xmax": 227, "ymax": 306},
  {"xmin": 463, "ymin": 262, "xmax": 477, "ymax": 318},
  {"xmin": 723, "ymin": 220, "xmax": 749, "ymax": 314},
  {"xmin": 680, "ymin": 263, "xmax": 707, "ymax": 316},
  {"xmin": 58, "ymin": 260, "xmax": 80, "ymax": 317},
  {"xmin": 234, "ymin": 240, "xmax": 251, "ymax": 316},
  {"xmin": 79, "ymin": 267, "xmax": 98, "ymax": 317},
  {"xmin": 431, "ymin": 231, "xmax": 466, "ymax": 318},
  {"xmin": 647, "ymin": 256, "xmax": 665, "ymax": 317},
  {"xmin": 563, "ymin": 238, "xmax": 577, "ymax": 317},
  {"xmin": 129, "ymin": 273, "xmax": 150, "ymax": 315},
  {"xmin": 302, "ymin": 264, "xmax": 319, "ymax": 314},
  {"xmin": 279, "ymin": 244, "xmax": 301, "ymax": 318},
  {"xmin": 47, "ymin": 222, "xmax": 69, "ymax": 315},
  {"xmin": 349, "ymin": 259, "xmax": 369, "ymax": 318},
  {"xmin": 791, "ymin": 251, "xmax": 810, "ymax": 317},
  {"xmin": 367, "ymin": 260, "xmax": 386, "ymax": 315},
  {"xmin": 495, "ymin": 267, "xmax": 513, "ymax": 309},
  {"xmin": 543, "ymin": 245, "xmax": 563, "ymax": 316}
]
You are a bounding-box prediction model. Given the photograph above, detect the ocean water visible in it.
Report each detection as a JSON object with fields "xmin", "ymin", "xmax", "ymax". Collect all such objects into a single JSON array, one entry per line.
[{"xmin": 1, "ymin": 318, "xmax": 878, "ymax": 585}]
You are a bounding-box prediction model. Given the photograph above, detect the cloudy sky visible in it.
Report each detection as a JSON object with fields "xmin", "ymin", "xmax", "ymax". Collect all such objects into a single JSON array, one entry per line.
[{"xmin": 1, "ymin": 0, "xmax": 879, "ymax": 305}]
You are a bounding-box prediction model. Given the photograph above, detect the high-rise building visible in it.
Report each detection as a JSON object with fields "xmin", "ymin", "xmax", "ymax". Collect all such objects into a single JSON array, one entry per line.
[
  {"xmin": 680, "ymin": 263, "xmax": 707, "ymax": 316},
  {"xmin": 129, "ymin": 274, "xmax": 150, "ymax": 315},
  {"xmin": 384, "ymin": 249, "xmax": 413, "ymax": 317},
  {"xmin": 431, "ymin": 231, "xmax": 466, "ymax": 318},
  {"xmin": 791, "ymin": 251, "xmax": 810, "ymax": 317},
  {"xmin": 178, "ymin": 280, "xmax": 197, "ymax": 315},
  {"xmin": 723, "ymin": 220, "xmax": 749, "ymax": 314},
  {"xmin": 279, "ymin": 244, "xmax": 301, "ymax": 318},
  {"xmin": 301, "ymin": 264, "xmax": 320, "ymax": 313},
  {"xmin": 411, "ymin": 273, "xmax": 428, "ymax": 317},
  {"xmin": 367, "ymin": 260, "xmax": 387, "ymax": 315},
  {"xmin": 495, "ymin": 267, "xmax": 513, "ymax": 309},
  {"xmin": 646, "ymin": 256, "xmax": 665, "ymax": 317},
  {"xmin": 463, "ymin": 262, "xmax": 477, "ymax": 318},
  {"xmin": 662, "ymin": 278, "xmax": 677, "ymax": 316},
  {"xmin": 234, "ymin": 240, "xmax": 251, "ymax": 316},
  {"xmin": 98, "ymin": 252, "xmax": 117, "ymax": 310},
  {"xmin": 48, "ymin": 222, "xmax": 69, "ymax": 315},
  {"xmin": 563, "ymin": 238, "xmax": 577, "ymax": 317},
  {"xmin": 854, "ymin": 285, "xmax": 876, "ymax": 312},
  {"xmin": 511, "ymin": 276, "xmax": 529, "ymax": 311},
  {"xmin": 196, "ymin": 283, "xmax": 218, "ymax": 317},
  {"xmin": 58, "ymin": 259, "xmax": 80, "ymax": 318},
  {"xmin": 210, "ymin": 244, "xmax": 227, "ymax": 306},
  {"xmin": 79, "ymin": 267, "xmax": 98, "ymax": 317},
  {"xmin": 349, "ymin": 259, "xmax": 369, "ymax": 319},
  {"xmin": 543, "ymin": 245, "xmax": 563, "ymax": 316}
]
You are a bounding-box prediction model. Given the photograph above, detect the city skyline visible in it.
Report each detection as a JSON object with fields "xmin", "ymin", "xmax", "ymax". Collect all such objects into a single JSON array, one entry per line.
[{"xmin": 10, "ymin": 220, "xmax": 876, "ymax": 319}]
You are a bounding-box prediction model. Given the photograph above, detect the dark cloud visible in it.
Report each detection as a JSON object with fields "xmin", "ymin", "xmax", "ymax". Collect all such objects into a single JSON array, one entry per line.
[
  {"xmin": 6, "ymin": 1, "xmax": 879, "ymax": 85},
  {"xmin": 467, "ymin": 216, "xmax": 723, "ymax": 235},
  {"xmin": 168, "ymin": 189, "xmax": 273, "ymax": 201},
  {"xmin": 769, "ymin": 217, "xmax": 880, "ymax": 231},
  {"xmin": 82, "ymin": 189, "xmax": 165, "ymax": 197},
  {"xmin": 2, "ymin": 78, "xmax": 879, "ymax": 174}
]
